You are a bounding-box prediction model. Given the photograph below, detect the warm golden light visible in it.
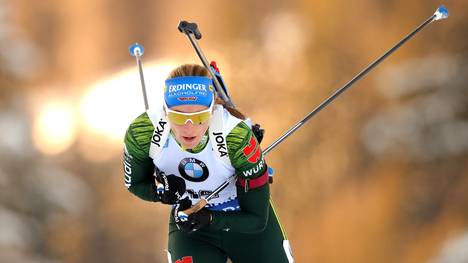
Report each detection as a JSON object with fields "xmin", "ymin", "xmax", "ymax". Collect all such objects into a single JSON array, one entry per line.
[
  {"xmin": 33, "ymin": 102, "xmax": 77, "ymax": 155},
  {"xmin": 80, "ymin": 61, "xmax": 178, "ymax": 142}
]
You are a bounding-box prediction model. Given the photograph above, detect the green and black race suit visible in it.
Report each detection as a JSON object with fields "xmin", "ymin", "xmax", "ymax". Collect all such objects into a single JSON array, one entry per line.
[
  {"xmin": 123, "ymin": 111, "xmax": 269, "ymax": 233},
  {"xmin": 123, "ymin": 109, "xmax": 293, "ymax": 262}
]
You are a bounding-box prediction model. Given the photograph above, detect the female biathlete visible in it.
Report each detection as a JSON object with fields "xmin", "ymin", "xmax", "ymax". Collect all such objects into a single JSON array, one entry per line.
[{"xmin": 123, "ymin": 64, "xmax": 294, "ymax": 263}]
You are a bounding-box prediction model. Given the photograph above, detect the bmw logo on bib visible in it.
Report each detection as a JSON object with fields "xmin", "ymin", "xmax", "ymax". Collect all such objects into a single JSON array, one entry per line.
[{"xmin": 178, "ymin": 158, "xmax": 209, "ymax": 182}]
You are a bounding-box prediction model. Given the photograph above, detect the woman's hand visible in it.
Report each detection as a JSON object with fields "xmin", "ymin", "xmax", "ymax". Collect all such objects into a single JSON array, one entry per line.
[
  {"xmin": 155, "ymin": 170, "xmax": 186, "ymax": 204},
  {"xmin": 172, "ymin": 197, "xmax": 212, "ymax": 233}
]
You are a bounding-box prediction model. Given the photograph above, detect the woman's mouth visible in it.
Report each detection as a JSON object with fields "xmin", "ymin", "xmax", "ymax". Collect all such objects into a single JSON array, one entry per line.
[{"xmin": 182, "ymin": 136, "xmax": 196, "ymax": 142}]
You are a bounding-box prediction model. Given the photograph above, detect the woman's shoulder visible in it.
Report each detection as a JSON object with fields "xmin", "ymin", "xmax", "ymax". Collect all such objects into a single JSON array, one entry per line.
[
  {"xmin": 124, "ymin": 112, "xmax": 155, "ymax": 158},
  {"xmin": 225, "ymin": 121, "xmax": 253, "ymax": 154},
  {"xmin": 127, "ymin": 112, "xmax": 155, "ymax": 136},
  {"xmin": 217, "ymin": 105, "xmax": 255, "ymax": 151},
  {"xmin": 225, "ymin": 121, "xmax": 265, "ymax": 178}
]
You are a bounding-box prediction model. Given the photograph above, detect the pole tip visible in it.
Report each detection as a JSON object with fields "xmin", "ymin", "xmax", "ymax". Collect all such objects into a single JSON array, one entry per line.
[
  {"xmin": 434, "ymin": 5, "xmax": 449, "ymax": 21},
  {"xmin": 129, "ymin": 43, "xmax": 145, "ymax": 57}
]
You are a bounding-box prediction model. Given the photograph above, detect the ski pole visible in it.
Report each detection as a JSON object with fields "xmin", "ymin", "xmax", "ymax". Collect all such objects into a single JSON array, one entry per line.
[
  {"xmin": 178, "ymin": 21, "xmax": 268, "ymax": 144},
  {"xmin": 178, "ymin": 21, "xmax": 269, "ymax": 143},
  {"xmin": 128, "ymin": 43, "xmax": 165, "ymax": 193},
  {"xmin": 264, "ymin": 5, "xmax": 449, "ymax": 154},
  {"xmin": 179, "ymin": 5, "xmax": 449, "ymax": 218},
  {"xmin": 178, "ymin": 21, "xmax": 235, "ymax": 108},
  {"xmin": 128, "ymin": 43, "xmax": 149, "ymax": 110}
]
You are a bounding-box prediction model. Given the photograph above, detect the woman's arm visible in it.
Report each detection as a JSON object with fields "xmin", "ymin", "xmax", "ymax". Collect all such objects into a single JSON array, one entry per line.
[
  {"xmin": 209, "ymin": 122, "xmax": 270, "ymax": 233},
  {"xmin": 123, "ymin": 112, "xmax": 160, "ymax": 202},
  {"xmin": 210, "ymin": 183, "xmax": 270, "ymax": 233}
]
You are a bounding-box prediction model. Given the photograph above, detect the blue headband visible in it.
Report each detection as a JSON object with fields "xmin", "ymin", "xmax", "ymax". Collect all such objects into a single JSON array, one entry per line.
[{"xmin": 164, "ymin": 76, "xmax": 214, "ymax": 108}]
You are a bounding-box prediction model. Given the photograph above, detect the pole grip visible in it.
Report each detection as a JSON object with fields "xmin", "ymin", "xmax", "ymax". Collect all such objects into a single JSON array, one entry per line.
[
  {"xmin": 178, "ymin": 21, "xmax": 202, "ymax": 40},
  {"xmin": 181, "ymin": 199, "xmax": 208, "ymax": 216}
]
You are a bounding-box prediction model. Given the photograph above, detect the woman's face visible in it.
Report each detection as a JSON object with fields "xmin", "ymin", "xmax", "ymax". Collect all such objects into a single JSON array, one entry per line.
[{"xmin": 168, "ymin": 104, "xmax": 211, "ymax": 149}]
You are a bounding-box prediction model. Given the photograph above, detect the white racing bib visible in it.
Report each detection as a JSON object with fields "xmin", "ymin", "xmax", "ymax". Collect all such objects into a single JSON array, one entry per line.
[{"xmin": 147, "ymin": 105, "xmax": 244, "ymax": 211}]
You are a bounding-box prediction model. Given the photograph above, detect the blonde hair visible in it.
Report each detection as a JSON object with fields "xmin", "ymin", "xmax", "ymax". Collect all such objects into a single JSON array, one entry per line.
[{"xmin": 167, "ymin": 64, "xmax": 246, "ymax": 119}]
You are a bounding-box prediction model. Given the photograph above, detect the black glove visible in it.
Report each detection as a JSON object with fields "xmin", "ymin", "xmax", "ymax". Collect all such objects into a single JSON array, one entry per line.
[
  {"xmin": 172, "ymin": 197, "xmax": 212, "ymax": 233},
  {"xmin": 155, "ymin": 170, "xmax": 186, "ymax": 204},
  {"xmin": 252, "ymin": 123, "xmax": 265, "ymax": 144}
]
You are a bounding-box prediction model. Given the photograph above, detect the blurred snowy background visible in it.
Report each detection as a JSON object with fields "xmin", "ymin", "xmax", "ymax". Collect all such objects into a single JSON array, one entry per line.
[{"xmin": 0, "ymin": 0, "xmax": 467, "ymax": 262}]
